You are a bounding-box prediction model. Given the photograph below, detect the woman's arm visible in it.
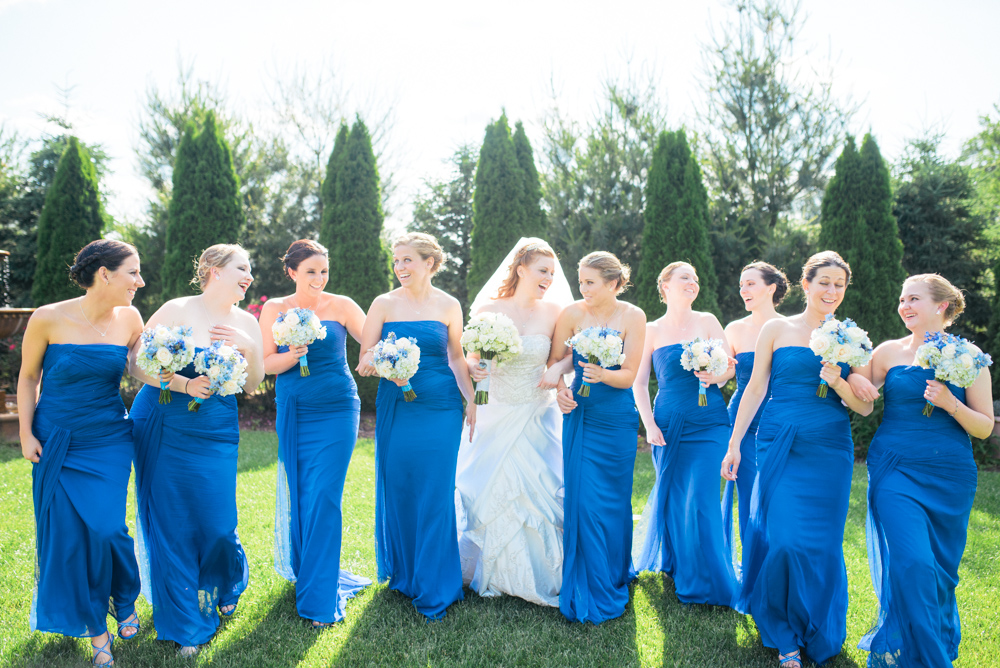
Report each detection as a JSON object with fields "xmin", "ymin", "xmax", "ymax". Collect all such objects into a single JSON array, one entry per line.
[
  {"xmin": 823, "ymin": 361, "xmax": 874, "ymax": 416},
  {"xmin": 549, "ymin": 304, "xmax": 579, "ymax": 413},
  {"xmin": 340, "ymin": 295, "xmax": 367, "ymax": 344},
  {"xmin": 17, "ymin": 310, "xmax": 51, "ymax": 462},
  {"xmin": 446, "ymin": 300, "xmax": 476, "ymax": 404},
  {"xmin": 236, "ymin": 310, "xmax": 266, "ymax": 390},
  {"xmin": 927, "ymin": 367, "xmax": 994, "ymax": 439},
  {"xmin": 578, "ymin": 306, "xmax": 646, "ymax": 389},
  {"xmin": 259, "ymin": 298, "xmax": 305, "ymax": 376},
  {"xmin": 356, "ymin": 296, "xmax": 388, "ymax": 376},
  {"xmin": 632, "ymin": 322, "xmax": 663, "ymax": 445}
]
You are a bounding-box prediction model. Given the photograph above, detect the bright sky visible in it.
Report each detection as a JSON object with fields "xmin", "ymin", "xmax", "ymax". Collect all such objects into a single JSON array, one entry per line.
[{"xmin": 2, "ymin": 0, "xmax": 998, "ymax": 230}]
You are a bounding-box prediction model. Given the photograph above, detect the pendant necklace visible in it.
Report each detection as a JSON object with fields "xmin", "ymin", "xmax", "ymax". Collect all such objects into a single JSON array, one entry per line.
[
  {"xmin": 403, "ymin": 289, "xmax": 428, "ymax": 316},
  {"xmin": 80, "ymin": 300, "xmax": 114, "ymax": 337}
]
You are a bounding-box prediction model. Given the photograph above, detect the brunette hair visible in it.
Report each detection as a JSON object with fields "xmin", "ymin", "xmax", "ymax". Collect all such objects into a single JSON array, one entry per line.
[
  {"xmin": 192, "ymin": 243, "xmax": 248, "ymax": 290},
  {"xmin": 742, "ymin": 261, "xmax": 789, "ymax": 305},
  {"xmin": 393, "ymin": 232, "xmax": 444, "ymax": 274},
  {"xmin": 282, "ymin": 239, "xmax": 328, "ymax": 278},
  {"xmin": 904, "ymin": 273, "xmax": 966, "ymax": 327},
  {"xmin": 69, "ymin": 240, "xmax": 138, "ymax": 288},
  {"xmin": 656, "ymin": 261, "xmax": 696, "ymax": 304},
  {"xmin": 802, "ymin": 250, "xmax": 851, "ymax": 285},
  {"xmin": 495, "ymin": 242, "xmax": 557, "ymax": 300},
  {"xmin": 579, "ymin": 251, "xmax": 631, "ymax": 294}
]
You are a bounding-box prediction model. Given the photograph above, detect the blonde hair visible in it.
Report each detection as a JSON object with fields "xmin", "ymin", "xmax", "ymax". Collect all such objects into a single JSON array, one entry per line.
[
  {"xmin": 656, "ymin": 261, "xmax": 695, "ymax": 304},
  {"xmin": 904, "ymin": 273, "xmax": 966, "ymax": 327},
  {"xmin": 192, "ymin": 243, "xmax": 248, "ymax": 290},
  {"xmin": 579, "ymin": 251, "xmax": 631, "ymax": 294},
  {"xmin": 393, "ymin": 232, "xmax": 444, "ymax": 274},
  {"xmin": 802, "ymin": 250, "xmax": 851, "ymax": 285},
  {"xmin": 496, "ymin": 242, "xmax": 557, "ymax": 300}
]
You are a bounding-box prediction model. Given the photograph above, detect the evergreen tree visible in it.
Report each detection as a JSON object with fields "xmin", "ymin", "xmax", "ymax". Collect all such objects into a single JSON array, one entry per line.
[
  {"xmin": 31, "ymin": 137, "xmax": 106, "ymax": 305},
  {"xmin": 161, "ymin": 113, "xmax": 244, "ymax": 299},
  {"xmin": 467, "ymin": 114, "xmax": 526, "ymax": 299},
  {"xmin": 328, "ymin": 117, "xmax": 391, "ymax": 411},
  {"xmin": 818, "ymin": 137, "xmax": 867, "ymax": 313},
  {"xmin": 512, "ymin": 121, "xmax": 546, "ymax": 239},
  {"xmin": 635, "ymin": 130, "xmax": 720, "ymax": 319},
  {"xmin": 318, "ymin": 123, "xmax": 349, "ymax": 252}
]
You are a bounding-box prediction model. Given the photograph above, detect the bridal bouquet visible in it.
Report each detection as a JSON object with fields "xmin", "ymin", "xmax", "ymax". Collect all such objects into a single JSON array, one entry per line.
[
  {"xmin": 566, "ymin": 327, "xmax": 625, "ymax": 397},
  {"xmin": 371, "ymin": 332, "xmax": 421, "ymax": 402},
  {"xmin": 136, "ymin": 324, "xmax": 196, "ymax": 404},
  {"xmin": 461, "ymin": 311, "xmax": 523, "ymax": 404},
  {"xmin": 679, "ymin": 337, "xmax": 729, "ymax": 406},
  {"xmin": 272, "ymin": 307, "xmax": 327, "ymax": 377},
  {"xmin": 914, "ymin": 331, "xmax": 992, "ymax": 416},
  {"xmin": 808, "ymin": 315, "xmax": 873, "ymax": 398},
  {"xmin": 188, "ymin": 341, "xmax": 250, "ymax": 412}
]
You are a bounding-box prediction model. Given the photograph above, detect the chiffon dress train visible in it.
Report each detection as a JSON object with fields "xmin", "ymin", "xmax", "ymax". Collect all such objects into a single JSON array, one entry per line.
[
  {"xmin": 456, "ymin": 335, "xmax": 564, "ymax": 607},
  {"xmin": 374, "ymin": 321, "xmax": 464, "ymax": 619},
  {"xmin": 632, "ymin": 344, "xmax": 737, "ymax": 606},
  {"xmin": 274, "ymin": 321, "xmax": 371, "ymax": 623},
  {"xmin": 722, "ymin": 350, "xmax": 768, "ymax": 548},
  {"xmin": 560, "ymin": 349, "xmax": 639, "ymax": 624},
  {"xmin": 859, "ymin": 366, "xmax": 977, "ymax": 668},
  {"xmin": 736, "ymin": 346, "xmax": 853, "ymax": 664},
  {"xmin": 30, "ymin": 344, "xmax": 140, "ymax": 637},
  {"xmin": 132, "ymin": 351, "xmax": 249, "ymax": 647}
]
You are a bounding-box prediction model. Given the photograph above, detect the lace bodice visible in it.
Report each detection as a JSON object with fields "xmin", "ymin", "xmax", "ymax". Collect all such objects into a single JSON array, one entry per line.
[{"xmin": 489, "ymin": 335, "xmax": 554, "ymax": 405}]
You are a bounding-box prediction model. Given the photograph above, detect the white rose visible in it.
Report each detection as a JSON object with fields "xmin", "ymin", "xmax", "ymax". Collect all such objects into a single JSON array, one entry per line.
[
  {"xmin": 834, "ymin": 344, "xmax": 852, "ymax": 362},
  {"xmin": 822, "ymin": 319, "xmax": 839, "ymax": 333},
  {"xmin": 208, "ymin": 366, "xmax": 221, "ymax": 379},
  {"xmin": 959, "ymin": 353, "xmax": 974, "ymax": 368},
  {"xmin": 696, "ymin": 352, "xmax": 711, "ymax": 367},
  {"xmin": 218, "ymin": 346, "xmax": 234, "ymax": 358},
  {"xmin": 285, "ymin": 311, "xmax": 300, "ymax": 327},
  {"xmin": 846, "ymin": 327, "xmax": 866, "ymax": 343},
  {"xmin": 810, "ymin": 337, "xmax": 831, "ymax": 356},
  {"xmin": 222, "ymin": 379, "xmax": 239, "ymax": 394},
  {"xmin": 155, "ymin": 348, "xmax": 173, "ymax": 366},
  {"xmin": 691, "ymin": 342, "xmax": 706, "ymax": 356},
  {"xmin": 942, "ymin": 344, "xmax": 957, "ymax": 359},
  {"xmin": 154, "ymin": 327, "xmax": 171, "ymax": 345}
]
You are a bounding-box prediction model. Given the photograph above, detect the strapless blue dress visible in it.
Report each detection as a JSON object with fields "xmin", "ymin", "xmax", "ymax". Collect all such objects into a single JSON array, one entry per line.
[
  {"xmin": 859, "ymin": 366, "xmax": 977, "ymax": 668},
  {"xmin": 560, "ymin": 349, "xmax": 639, "ymax": 624},
  {"xmin": 374, "ymin": 321, "xmax": 464, "ymax": 619},
  {"xmin": 30, "ymin": 344, "xmax": 139, "ymax": 637},
  {"xmin": 722, "ymin": 351, "xmax": 769, "ymax": 546},
  {"xmin": 131, "ymin": 349, "xmax": 249, "ymax": 646},
  {"xmin": 632, "ymin": 344, "xmax": 736, "ymax": 605},
  {"xmin": 275, "ymin": 321, "xmax": 371, "ymax": 623},
  {"xmin": 737, "ymin": 346, "xmax": 852, "ymax": 664}
]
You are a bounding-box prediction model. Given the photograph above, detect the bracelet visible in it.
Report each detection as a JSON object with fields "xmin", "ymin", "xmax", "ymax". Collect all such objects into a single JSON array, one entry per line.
[
  {"xmin": 947, "ymin": 400, "xmax": 959, "ymax": 418},
  {"xmin": 185, "ymin": 378, "xmax": 191, "ymax": 395}
]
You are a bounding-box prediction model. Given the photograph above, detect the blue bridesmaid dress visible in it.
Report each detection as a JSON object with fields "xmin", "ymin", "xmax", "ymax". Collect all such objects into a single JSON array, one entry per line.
[
  {"xmin": 560, "ymin": 348, "xmax": 639, "ymax": 624},
  {"xmin": 722, "ymin": 350, "xmax": 769, "ymax": 545},
  {"xmin": 274, "ymin": 321, "xmax": 371, "ymax": 623},
  {"xmin": 131, "ymin": 350, "xmax": 249, "ymax": 647},
  {"xmin": 737, "ymin": 347, "xmax": 852, "ymax": 665},
  {"xmin": 374, "ymin": 321, "xmax": 464, "ymax": 619},
  {"xmin": 30, "ymin": 344, "xmax": 139, "ymax": 637},
  {"xmin": 859, "ymin": 366, "xmax": 977, "ymax": 667},
  {"xmin": 632, "ymin": 344, "xmax": 737, "ymax": 606}
]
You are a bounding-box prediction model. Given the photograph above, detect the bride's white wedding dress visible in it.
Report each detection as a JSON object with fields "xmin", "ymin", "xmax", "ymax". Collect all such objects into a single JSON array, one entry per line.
[{"xmin": 456, "ymin": 334, "xmax": 564, "ymax": 607}]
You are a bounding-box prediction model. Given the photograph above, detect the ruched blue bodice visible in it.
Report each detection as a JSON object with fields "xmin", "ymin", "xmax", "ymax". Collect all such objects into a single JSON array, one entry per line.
[
  {"xmin": 276, "ymin": 321, "xmax": 358, "ymax": 409},
  {"xmin": 652, "ymin": 343, "xmax": 729, "ymax": 421},
  {"xmin": 31, "ymin": 344, "xmax": 139, "ymax": 637}
]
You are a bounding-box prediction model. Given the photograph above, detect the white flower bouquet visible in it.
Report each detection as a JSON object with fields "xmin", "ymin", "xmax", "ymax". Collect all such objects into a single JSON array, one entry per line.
[
  {"xmin": 914, "ymin": 331, "xmax": 992, "ymax": 416},
  {"xmin": 188, "ymin": 340, "xmax": 250, "ymax": 412},
  {"xmin": 808, "ymin": 314, "xmax": 873, "ymax": 398},
  {"xmin": 272, "ymin": 307, "xmax": 327, "ymax": 377},
  {"xmin": 136, "ymin": 324, "xmax": 196, "ymax": 404},
  {"xmin": 679, "ymin": 337, "xmax": 729, "ymax": 406},
  {"xmin": 371, "ymin": 332, "xmax": 421, "ymax": 402},
  {"xmin": 461, "ymin": 311, "xmax": 523, "ymax": 404},
  {"xmin": 566, "ymin": 326, "xmax": 626, "ymax": 397}
]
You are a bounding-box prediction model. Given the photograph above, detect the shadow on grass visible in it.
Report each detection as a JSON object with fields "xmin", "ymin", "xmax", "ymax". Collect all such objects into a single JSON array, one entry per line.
[
  {"xmin": 237, "ymin": 430, "xmax": 279, "ymax": 473},
  {"xmin": 1, "ymin": 442, "xmax": 24, "ymax": 464}
]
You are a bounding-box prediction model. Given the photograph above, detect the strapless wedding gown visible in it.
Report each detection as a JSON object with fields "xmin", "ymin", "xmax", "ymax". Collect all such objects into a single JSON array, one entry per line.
[{"xmin": 456, "ymin": 334, "xmax": 564, "ymax": 607}]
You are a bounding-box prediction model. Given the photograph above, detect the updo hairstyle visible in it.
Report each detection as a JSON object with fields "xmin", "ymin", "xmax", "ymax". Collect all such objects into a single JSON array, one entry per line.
[
  {"xmin": 579, "ymin": 251, "xmax": 631, "ymax": 295},
  {"xmin": 393, "ymin": 232, "xmax": 445, "ymax": 274},
  {"xmin": 742, "ymin": 261, "xmax": 789, "ymax": 306},
  {"xmin": 656, "ymin": 261, "xmax": 695, "ymax": 304},
  {"xmin": 192, "ymin": 243, "xmax": 248, "ymax": 290},
  {"xmin": 69, "ymin": 239, "xmax": 138, "ymax": 288},
  {"xmin": 904, "ymin": 273, "xmax": 966, "ymax": 327},
  {"xmin": 801, "ymin": 250, "xmax": 851, "ymax": 285},
  {"xmin": 282, "ymin": 239, "xmax": 328, "ymax": 278},
  {"xmin": 495, "ymin": 241, "xmax": 557, "ymax": 300}
]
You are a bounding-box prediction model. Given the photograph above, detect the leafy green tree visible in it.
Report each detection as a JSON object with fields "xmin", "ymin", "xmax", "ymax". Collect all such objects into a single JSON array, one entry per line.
[
  {"xmin": 410, "ymin": 145, "xmax": 477, "ymax": 314},
  {"xmin": 318, "ymin": 124, "xmax": 349, "ymax": 253},
  {"xmin": 161, "ymin": 113, "xmax": 244, "ymax": 299},
  {"xmin": 31, "ymin": 137, "xmax": 108, "ymax": 305},
  {"xmin": 512, "ymin": 121, "xmax": 546, "ymax": 239},
  {"xmin": 467, "ymin": 113, "xmax": 526, "ymax": 298},
  {"xmin": 636, "ymin": 130, "xmax": 720, "ymax": 319}
]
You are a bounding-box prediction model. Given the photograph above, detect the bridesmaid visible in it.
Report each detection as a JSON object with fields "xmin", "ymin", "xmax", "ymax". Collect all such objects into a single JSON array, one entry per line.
[
  {"xmin": 356, "ymin": 232, "xmax": 475, "ymax": 620},
  {"xmin": 722, "ymin": 262, "xmax": 787, "ymax": 543},
  {"xmin": 549, "ymin": 251, "xmax": 646, "ymax": 624},
  {"xmin": 130, "ymin": 244, "xmax": 264, "ymax": 656},
  {"xmin": 20, "ymin": 240, "xmax": 145, "ymax": 667},
  {"xmin": 721, "ymin": 250, "xmax": 873, "ymax": 668},
  {"xmin": 631, "ymin": 261, "xmax": 737, "ymax": 606},
  {"xmin": 849, "ymin": 274, "xmax": 993, "ymax": 667},
  {"xmin": 260, "ymin": 240, "xmax": 371, "ymax": 628}
]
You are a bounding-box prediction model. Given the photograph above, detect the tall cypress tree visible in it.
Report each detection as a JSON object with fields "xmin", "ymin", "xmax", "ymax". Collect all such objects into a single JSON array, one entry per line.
[
  {"xmin": 819, "ymin": 137, "xmax": 868, "ymax": 320},
  {"xmin": 635, "ymin": 130, "xmax": 720, "ymax": 319},
  {"xmin": 32, "ymin": 137, "xmax": 106, "ymax": 305},
  {"xmin": 161, "ymin": 113, "xmax": 243, "ymax": 299},
  {"xmin": 329, "ymin": 117, "xmax": 391, "ymax": 411},
  {"xmin": 512, "ymin": 121, "xmax": 546, "ymax": 239},
  {"xmin": 467, "ymin": 114, "xmax": 526, "ymax": 299},
  {"xmin": 318, "ymin": 123, "xmax": 349, "ymax": 251}
]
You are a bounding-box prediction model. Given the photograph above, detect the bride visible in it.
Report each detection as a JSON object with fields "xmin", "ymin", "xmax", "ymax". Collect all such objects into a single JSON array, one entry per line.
[{"xmin": 455, "ymin": 238, "xmax": 574, "ymax": 606}]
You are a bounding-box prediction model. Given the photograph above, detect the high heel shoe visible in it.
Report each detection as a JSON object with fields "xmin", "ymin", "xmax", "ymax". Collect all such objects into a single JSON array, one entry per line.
[
  {"xmin": 91, "ymin": 634, "xmax": 113, "ymax": 667},
  {"xmin": 117, "ymin": 612, "xmax": 140, "ymax": 640}
]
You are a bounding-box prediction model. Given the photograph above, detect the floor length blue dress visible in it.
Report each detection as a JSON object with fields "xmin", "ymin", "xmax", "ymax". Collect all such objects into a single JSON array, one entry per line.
[
  {"xmin": 632, "ymin": 344, "xmax": 737, "ymax": 606},
  {"xmin": 859, "ymin": 366, "xmax": 977, "ymax": 668},
  {"xmin": 374, "ymin": 321, "xmax": 464, "ymax": 619},
  {"xmin": 737, "ymin": 346, "xmax": 852, "ymax": 664},
  {"xmin": 275, "ymin": 321, "xmax": 371, "ymax": 623},
  {"xmin": 31, "ymin": 344, "xmax": 139, "ymax": 637},
  {"xmin": 132, "ymin": 351, "xmax": 249, "ymax": 646},
  {"xmin": 722, "ymin": 351, "xmax": 769, "ymax": 546},
  {"xmin": 560, "ymin": 348, "xmax": 639, "ymax": 624}
]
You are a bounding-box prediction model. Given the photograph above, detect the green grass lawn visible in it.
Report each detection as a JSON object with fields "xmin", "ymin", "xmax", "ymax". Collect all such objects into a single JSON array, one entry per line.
[{"xmin": 0, "ymin": 433, "xmax": 997, "ymax": 667}]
